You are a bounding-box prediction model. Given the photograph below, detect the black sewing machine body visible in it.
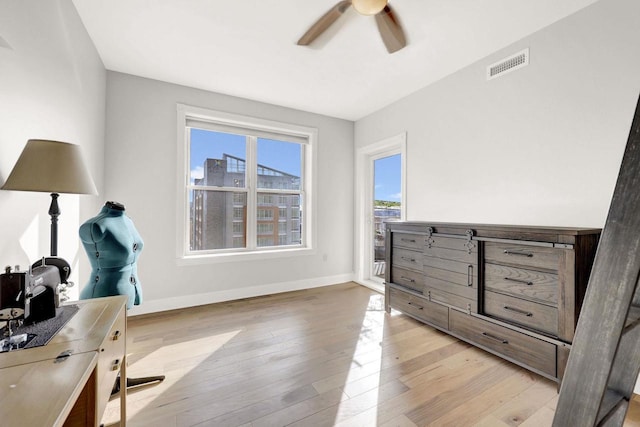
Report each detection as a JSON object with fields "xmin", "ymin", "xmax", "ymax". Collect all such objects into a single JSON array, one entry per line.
[{"xmin": 0, "ymin": 258, "xmax": 69, "ymax": 324}]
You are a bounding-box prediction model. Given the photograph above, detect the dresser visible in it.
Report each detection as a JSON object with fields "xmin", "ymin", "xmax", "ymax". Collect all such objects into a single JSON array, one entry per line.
[
  {"xmin": 385, "ymin": 222, "xmax": 600, "ymax": 383},
  {"xmin": 0, "ymin": 295, "xmax": 127, "ymax": 426}
]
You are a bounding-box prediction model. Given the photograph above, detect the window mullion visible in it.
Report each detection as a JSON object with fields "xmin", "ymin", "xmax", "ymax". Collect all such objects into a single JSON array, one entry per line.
[{"xmin": 246, "ymin": 135, "xmax": 258, "ymax": 250}]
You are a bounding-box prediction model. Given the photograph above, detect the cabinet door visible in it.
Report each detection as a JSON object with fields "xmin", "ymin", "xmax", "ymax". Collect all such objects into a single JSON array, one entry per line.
[{"xmin": 424, "ymin": 235, "xmax": 478, "ymax": 312}]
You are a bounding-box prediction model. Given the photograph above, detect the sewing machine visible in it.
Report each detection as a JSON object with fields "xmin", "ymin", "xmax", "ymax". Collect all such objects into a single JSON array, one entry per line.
[{"xmin": 0, "ymin": 257, "xmax": 71, "ymax": 351}]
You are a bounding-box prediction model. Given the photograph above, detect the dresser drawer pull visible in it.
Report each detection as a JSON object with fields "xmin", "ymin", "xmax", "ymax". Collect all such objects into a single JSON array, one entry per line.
[
  {"xmin": 481, "ymin": 332, "xmax": 509, "ymax": 344},
  {"xmin": 503, "ymin": 305, "xmax": 533, "ymax": 317},
  {"xmin": 112, "ymin": 330, "xmax": 121, "ymax": 341},
  {"xmin": 467, "ymin": 265, "xmax": 473, "ymax": 286},
  {"xmin": 400, "ymin": 276, "xmax": 416, "ymax": 283},
  {"xmin": 504, "ymin": 277, "xmax": 534, "ymax": 286},
  {"xmin": 407, "ymin": 302, "xmax": 424, "ymax": 310},
  {"xmin": 401, "ymin": 256, "xmax": 416, "ymax": 263},
  {"xmin": 503, "ymin": 250, "xmax": 533, "ymax": 257},
  {"xmin": 400, "ymin": 238, "xmax": 417, "ymax": 243}
]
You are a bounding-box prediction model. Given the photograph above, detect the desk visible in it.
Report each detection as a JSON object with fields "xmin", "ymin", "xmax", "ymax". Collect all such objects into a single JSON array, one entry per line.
[{"xmin": 0, "ymin": 295, "xmax": 127, "ymax": 426}]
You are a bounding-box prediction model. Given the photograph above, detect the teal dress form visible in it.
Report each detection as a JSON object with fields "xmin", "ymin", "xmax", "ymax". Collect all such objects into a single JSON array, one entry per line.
[{"xmin": 79, "ymin": 202, "xmax": 143, "ymax": 309}]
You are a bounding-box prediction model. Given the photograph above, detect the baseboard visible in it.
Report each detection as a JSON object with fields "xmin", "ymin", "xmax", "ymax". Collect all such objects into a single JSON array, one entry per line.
[
  {"xmin": 354, "ymin": 279, "xmax": 385, "ymax": 294},
  {"xmin": 127, "ymin": 272, "xmax": 355, "ymax": 316}
]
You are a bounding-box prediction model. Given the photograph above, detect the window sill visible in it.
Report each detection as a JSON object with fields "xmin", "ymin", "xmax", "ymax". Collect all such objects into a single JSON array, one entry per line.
[{"xmin": 177, "ymin": 246, "xmax": 316, "ymax": 265}]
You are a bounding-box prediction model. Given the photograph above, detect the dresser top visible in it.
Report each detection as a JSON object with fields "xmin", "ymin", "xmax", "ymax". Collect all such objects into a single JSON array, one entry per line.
[{"xmin": 386, "ymin": 221, "xmax": 601, "ymax": 244}]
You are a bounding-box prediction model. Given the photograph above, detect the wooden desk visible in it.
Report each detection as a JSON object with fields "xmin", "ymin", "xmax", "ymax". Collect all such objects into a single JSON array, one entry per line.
[{"xmin": 0, "ymin": 295, "xmax": 127, "ymax": 426}]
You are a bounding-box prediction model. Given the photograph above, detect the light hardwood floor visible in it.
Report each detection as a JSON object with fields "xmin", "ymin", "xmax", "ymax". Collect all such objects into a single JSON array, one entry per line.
[{"xmin": 103, "ymin": 282, "xmax": 640, "ymax": 427}]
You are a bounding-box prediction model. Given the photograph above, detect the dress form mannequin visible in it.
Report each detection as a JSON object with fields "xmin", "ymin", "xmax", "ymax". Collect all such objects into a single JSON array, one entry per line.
[
  {"xmin": 79, "ymin": 201, "xmax": 163, "ymax": 392},
  {"xmin": 79, "ymin": 201, "xmax": 143, "ymax": 309}
]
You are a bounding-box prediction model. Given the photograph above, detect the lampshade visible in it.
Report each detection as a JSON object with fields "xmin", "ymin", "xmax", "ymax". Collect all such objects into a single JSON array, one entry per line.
[
  {"xmin": 2, "ymin": 139, "xmax": 97, "ymax": 195},
  {"xmin": 352, "ymin": 0, "xmax": 388, "ymax": 16}
]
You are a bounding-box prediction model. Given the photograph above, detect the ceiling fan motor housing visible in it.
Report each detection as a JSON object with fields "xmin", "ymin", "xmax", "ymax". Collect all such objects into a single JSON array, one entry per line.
[{"xmin": 352, "ymin": 0, "xmax": 388, "ymax": 16}]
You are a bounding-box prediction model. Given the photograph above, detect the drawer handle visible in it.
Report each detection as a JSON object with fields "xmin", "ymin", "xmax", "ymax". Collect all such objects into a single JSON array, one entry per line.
[
  {"xmin": 112, "ymin": 330, "xmax": 121, "ymax": 341},
  {"xmin": 401, "ymin": 238, "xmax": 416, "ymax": 243},
  {"xmin": 503, "ymin": 305, "xmax": 533, "ymax": 317},
  {"xmin": 401, "ymin": 256, "xmax": 416, "ymax": 263},
  {"xmin": 504, "ymin": 277, "xmax": 534, "ymax": 286},
  {"xmin": 467, "ymin": 265, "xmax": 473, "ymax": 287},
  {"xmin": 481, "ymin": 332, "xmax": 508, "ymax": 344},
  {"xmin": 407, "ymin": 302, "xmax": 424, "ymax": 310},
  {"xmin": 400, "ymin": 276, "xmax": 416, "ymax": 283},
  {"xmin": 503, "ymin": 250, "xmax": 533, "ymax": 257}
]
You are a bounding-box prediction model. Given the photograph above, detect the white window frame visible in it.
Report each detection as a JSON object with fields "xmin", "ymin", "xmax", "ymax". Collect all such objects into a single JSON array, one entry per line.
[
  {"xmin": 176, "ymin": 104, "xmax": 317, "ymax": 264},
  {"xmin": 355, "ymin": 132, "xmax": 407, "ymax": 293}
]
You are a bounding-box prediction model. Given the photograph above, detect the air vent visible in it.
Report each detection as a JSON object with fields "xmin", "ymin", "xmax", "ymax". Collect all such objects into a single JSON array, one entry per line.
[{"xmin": 487, "ymin": 48, "xmax": 529, "ymax": 80}]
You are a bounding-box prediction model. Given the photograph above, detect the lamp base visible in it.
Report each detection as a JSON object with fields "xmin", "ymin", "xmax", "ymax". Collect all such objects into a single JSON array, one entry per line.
[{"xmin": 48, "ymin": 193, "xmax": 60, "ymax": 257}]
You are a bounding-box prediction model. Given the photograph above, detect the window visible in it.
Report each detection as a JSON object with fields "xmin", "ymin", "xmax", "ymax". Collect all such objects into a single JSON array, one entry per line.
[
  {"xmin": 257, "ymin": 223, "xmax": 273, "ymax": 234},
  {"xmin": 177, "ymin": 104, "xmax": 316, "ymax": 258}
]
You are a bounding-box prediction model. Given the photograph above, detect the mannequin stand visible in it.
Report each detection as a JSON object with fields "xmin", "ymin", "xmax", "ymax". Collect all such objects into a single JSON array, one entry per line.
[{"xmin": 112, "ymin": 374, "xmax": 166, "ymax": 395}]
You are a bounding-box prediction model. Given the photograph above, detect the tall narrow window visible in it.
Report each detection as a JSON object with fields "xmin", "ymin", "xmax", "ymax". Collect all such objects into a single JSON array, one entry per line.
[{"xmin": 178, "ymin": 105, "xmax": 316, "ymax": 258}]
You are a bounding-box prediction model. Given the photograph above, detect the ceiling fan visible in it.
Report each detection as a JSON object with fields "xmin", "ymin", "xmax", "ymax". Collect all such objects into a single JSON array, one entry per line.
[{"xmin": 297, "ymin": 0, "xmax": 407, "ymax": 53}]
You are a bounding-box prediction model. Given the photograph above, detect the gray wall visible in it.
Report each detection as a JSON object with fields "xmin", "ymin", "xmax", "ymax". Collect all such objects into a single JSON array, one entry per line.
[
  {"xmin": 105, "ymin": 72, "xmax": 354, "ymax": 314},
  {"xmin": 354, "ymin": 0, "xmax": 640, "ymax": 392},
  {"xmin": 356, "ymin": 0, "xmax": 640, "ymax": 229},
  {"xmin": 0, "ymin": 0, "xmax": 106, "ymax": 292}
]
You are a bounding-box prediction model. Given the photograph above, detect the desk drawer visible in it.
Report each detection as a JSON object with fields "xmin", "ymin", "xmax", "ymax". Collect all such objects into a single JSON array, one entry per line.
[
  {"xmin": 390, "ymin": 266, "xmax": 424, "ymax": 293},
  {"xmin": 96, "ymin": 304, "xmax": 126, "ymax": 420},
  {"xmin": 485, "ymin": 242, "xmax": 561, "ymax": 272},
  {"xmin": 390, "ymin": 287, "xmax": 449, "ymax": 330},
  {"xmin": 484, "ymin": 290, "xmax": 558, "ymax": 336},
  {"xmin": 392, "ymin": 247, "xmax": 423, "ymax": 271},
  {"xmin": 449, "ymin": 309, "xmax": 556, "ymax": 377},
  {"xmin": 485, "ymin": 263, "xmax": 558, "ymax": 306}
]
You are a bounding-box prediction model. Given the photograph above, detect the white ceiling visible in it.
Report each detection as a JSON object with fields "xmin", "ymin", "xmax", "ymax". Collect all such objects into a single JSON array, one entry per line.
[{"xmin": 72, "ymin": 0, "xmax": 599, "ymax": 121}]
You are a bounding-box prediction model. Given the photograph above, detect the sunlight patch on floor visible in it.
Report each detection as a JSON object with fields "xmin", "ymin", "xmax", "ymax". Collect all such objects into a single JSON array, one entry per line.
[
  {"xmin": 332, "ymin": 294, "xmax": 385, "ymax": 425},
  {"xmin": 101, "ymin": 329, "xmax": 241, "ymax": 425}
]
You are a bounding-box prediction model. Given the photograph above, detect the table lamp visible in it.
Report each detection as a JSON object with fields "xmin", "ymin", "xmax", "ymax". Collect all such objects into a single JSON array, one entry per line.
[{"xmin": 1, "ymin": 139, "xmax": 97, "ymax": 256}]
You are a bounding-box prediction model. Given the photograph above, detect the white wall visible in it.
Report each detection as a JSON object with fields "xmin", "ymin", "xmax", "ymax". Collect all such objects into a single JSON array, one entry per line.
[
  {"xmin": 0, "ymin": 0, "xmax": 106, "ymax": 293},
  {"xmin": 355, "ymin": 0, "xmax": 640, "ymax": 229},
  {"xmin": 104, "ymin": 72, "xmax": 354, "ymax": 315}
]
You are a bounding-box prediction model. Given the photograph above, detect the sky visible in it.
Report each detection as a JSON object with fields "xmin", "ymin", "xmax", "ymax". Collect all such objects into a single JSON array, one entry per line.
[
  {"xmin": 374, "ymin": 153, "xmax": 402, "ymax": 202},
  {"xmin": 191, "ymin": 128, "xmax": 401, "ymax": 202},
  {"xmin": 190, "ymin": 128, "xmax": 301, "ymax": 183}
]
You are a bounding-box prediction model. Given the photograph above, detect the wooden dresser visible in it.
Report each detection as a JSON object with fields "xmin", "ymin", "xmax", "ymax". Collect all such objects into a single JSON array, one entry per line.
[
  {"xmin": 385, "ymin": 222, "xmax": 600, "ymax": 383},
  {"xmin": 0, "ymin": 295, "xmax": 127, "ymax": 426}
]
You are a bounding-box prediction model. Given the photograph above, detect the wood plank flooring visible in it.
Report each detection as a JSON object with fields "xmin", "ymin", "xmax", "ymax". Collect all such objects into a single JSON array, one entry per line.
[{"xmin": 102, "ymin": 282, "xmax": 640, "ymax": 427}]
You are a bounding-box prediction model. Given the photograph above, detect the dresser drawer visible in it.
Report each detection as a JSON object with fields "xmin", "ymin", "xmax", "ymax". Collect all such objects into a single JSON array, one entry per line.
[
  {"xmin": 392, "ymin": 247, "xmax": 423, "ymax": 271},
  {"xmin": 485, "ymin": 241, "xmax": 561, "ymax": 272},
  {"xmin": 484, "ymin": 290, "xmax": 558, "ymax": 336},
  {"xmin": 390, "ymin": 287, "xmax": 449, "ymax": 330},
  {"xmin": 449, "ymin": 309, "xmax": 556, "ymax": 377},
  {"xmin": 392, "ymin": 232, "xmax": 424, "ymax": 251},
  {"xmin": 390, "ymin": 266, "xmax": 424, "ymax": 293},
  {"xmin": 485, "ymin": 263, "xmax": 558, "ymax": 306}
]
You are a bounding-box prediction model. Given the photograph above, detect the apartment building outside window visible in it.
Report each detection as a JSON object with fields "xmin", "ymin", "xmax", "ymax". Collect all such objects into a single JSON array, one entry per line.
[{"xmin": 177, "ymin": 105, "xmax": 316, "ymax": 259}]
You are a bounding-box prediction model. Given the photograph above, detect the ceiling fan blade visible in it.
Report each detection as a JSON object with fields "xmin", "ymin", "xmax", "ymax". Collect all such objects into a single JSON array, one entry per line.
[
  {"xmin": 297, "ymin": 1, "xmax": 352, "ymax": 46},
  {"xmin": 375, "ymin": 4, "xmax": 406, "ymax": 53}
]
